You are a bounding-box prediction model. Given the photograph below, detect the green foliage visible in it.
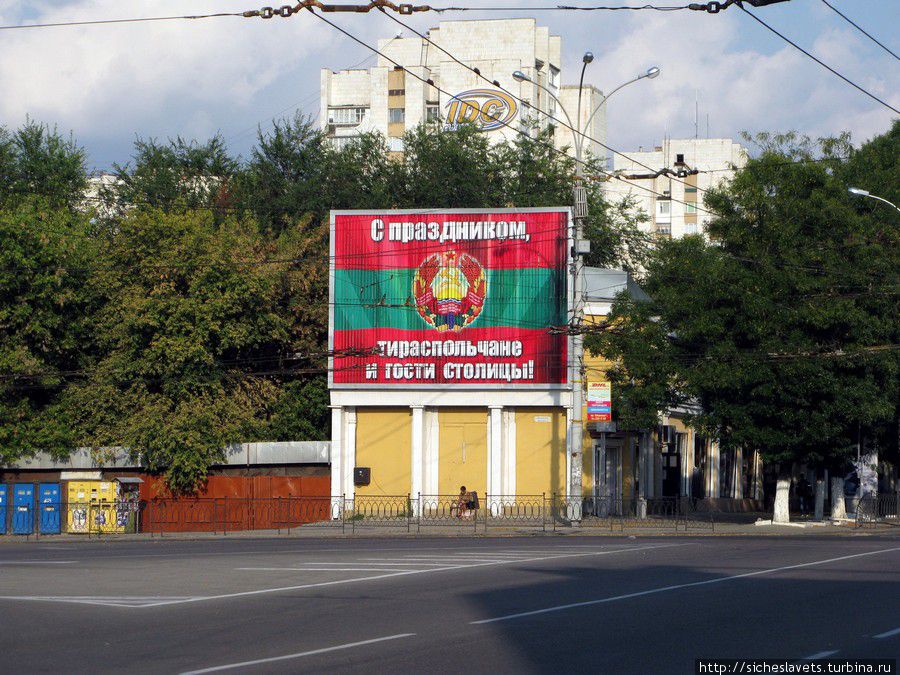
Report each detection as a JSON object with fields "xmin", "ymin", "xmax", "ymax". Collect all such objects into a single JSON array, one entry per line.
[
  {"xmin": 0, "ymin": 115, "xmax": 678, "ymax": 491},
  {"xmin": 103, "ymin": 135, "xmax": 237, "ymax": 218},
  {"xmin": 0, "ymin": 120, "xmax": 87, "ymax": 208},
  {"xmin": 592, "ymin": 124, "xmax": 899, "ymax": 470},
  {"xmin": 0, "ymin": 200, "xmax": 99, "ymax": 463}
]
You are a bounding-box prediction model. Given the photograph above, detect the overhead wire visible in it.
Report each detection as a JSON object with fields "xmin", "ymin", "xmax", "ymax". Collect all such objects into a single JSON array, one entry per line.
[
  {"xmin": 377, "ymin": 6, "xmax": 716, "ymax": 199},
  {"xmin": 0, "ymin": 11, "xmax": 249, "ymax": 31},
  {"xmin": 738, "ymin": 4, "xmax": 900, "ymax": 115},
  {"xmin": 819, "ymin": 0, "xmax": 899, "ymax": 61},
  {"xmin": 305, "ymin": 6, "xmax": 722, "ymax": 222}
]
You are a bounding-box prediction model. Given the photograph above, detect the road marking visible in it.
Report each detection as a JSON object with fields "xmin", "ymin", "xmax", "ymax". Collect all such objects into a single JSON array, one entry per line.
[
  {"xmin": 135, "ymin": 543, "xmax": 685, "ymax": 608},
  {"xmin": 802, "ymin": 651, "xmax": 838, "ymax": 660},
  {"xmin": 312, "ymin": 561, "xmax": 451, "ymax": 566},
  {"xmin": 873, "ymin": 627, "xmax": 900, "ymax": 639},
  {"xmin": 0, "ymin": 544, "xmax": 685, "ymax": 610},
  {"xmin": 0, "ymin": 595, "xmax": 197, "ymax": 608},
  {"xmin": 0, "ymin": 560, "xmax": 77, "ymax": 565},
  {"xmin": 472, "ymin": 546, "xmax": 900, "ymax": 625},
  {"xmin": 180, "ymin": 633, "xmax": 416, "ymax": 674},
  {"xmin": 360, "ymin": 560, "xmax": 461, "ymax": 565},
  {"xmin": 238, "ymin": 567, "xmax": 427, "ymax": 573}
]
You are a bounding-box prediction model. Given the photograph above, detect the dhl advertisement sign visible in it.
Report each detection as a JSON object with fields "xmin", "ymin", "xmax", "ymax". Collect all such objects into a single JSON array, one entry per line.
[
  {"xmin": 329, "ymin": 209, "xmax": 570, "ymax": 387},
  {"xmin": 444, "ymin": 89, "xmax": 518, "ymax": 131}
]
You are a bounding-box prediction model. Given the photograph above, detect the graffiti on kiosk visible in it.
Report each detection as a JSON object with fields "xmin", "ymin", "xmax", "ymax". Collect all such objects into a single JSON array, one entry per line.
[{"xmin": 444, "ymin": 89, "xmax": 518, "ymax": 131}]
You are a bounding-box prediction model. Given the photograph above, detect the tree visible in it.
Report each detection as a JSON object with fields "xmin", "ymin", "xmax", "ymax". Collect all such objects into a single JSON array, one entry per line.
[
  {"xmin": 0, "ymin": 115, "xmax": 656, "ymax": 492},
  {"xmin": 65, "ymin": 208, "xmax": 297, "ymax": 492},
  {"xmin": 0, "ymin": 120, "xmax": 87, "ymax": 208},
  {"xmin": 0, "ymin": 200, "xmax": 99, "ymax": 464},
  {"xmin": 102, "ymin": 135, "xmax": 237, "ymax": 220},
  {"xmin": 590, "ymin": 127, "xmax": 899, "ymax": 522}
]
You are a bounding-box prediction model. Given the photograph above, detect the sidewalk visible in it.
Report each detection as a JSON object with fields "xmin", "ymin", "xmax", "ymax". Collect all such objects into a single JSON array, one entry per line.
[{"xmin": 1, "ymin": 518, "xmax": 893, "ymax": 543}]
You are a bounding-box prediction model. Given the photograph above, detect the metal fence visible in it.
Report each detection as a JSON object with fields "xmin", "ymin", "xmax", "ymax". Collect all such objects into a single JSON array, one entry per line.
[
  {"xmin": 856, "ymin": 494, "xmax": 900, "ymax": 528},
  {"xmin": 2, "ymin": 494, "xmax": 723, "ymax": 536},
  {"xmin": 552, "ymin": 496, "xmax": 714, "ymax": 532}
]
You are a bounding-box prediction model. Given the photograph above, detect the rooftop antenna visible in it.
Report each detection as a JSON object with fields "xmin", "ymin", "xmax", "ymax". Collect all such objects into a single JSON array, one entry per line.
[
  {"xmin": 706, "ymin": 113, "xmax": 710, "ymax": 139},
  {"xmin": 696, "ymin": 91, "xmax": 701, "ymax": 139}
]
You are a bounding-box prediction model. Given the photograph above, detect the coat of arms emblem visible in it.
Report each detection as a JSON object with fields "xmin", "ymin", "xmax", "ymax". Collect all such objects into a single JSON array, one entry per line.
[{"xmin": 413, "ymin": 250, "xmax": 487, "ymax": 332}]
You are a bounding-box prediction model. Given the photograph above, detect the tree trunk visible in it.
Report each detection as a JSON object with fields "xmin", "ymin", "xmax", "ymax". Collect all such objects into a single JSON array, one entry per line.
[
  {"xmin": 830, "ymin": 477, "xmax": 846, "ymax": 520},
  {"xmin": 773, "ymin": 473, "xmax": 791, "ymax": 523},
  {"xmin": 814, "ymin": 477, "xmax": 825, "ymax": 521}
]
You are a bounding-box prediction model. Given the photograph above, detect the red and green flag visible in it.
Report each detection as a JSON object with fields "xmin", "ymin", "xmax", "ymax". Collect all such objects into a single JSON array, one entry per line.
[{"xmin": 330, "ymin": 209, "xmax": 570, "ymax": 386}]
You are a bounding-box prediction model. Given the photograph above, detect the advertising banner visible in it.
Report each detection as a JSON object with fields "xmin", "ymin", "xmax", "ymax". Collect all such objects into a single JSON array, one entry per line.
[
  {"xmin": 587, "ymin": 381, "xmax": 612, "ymax": 422},
  {"xmin": 330, "ymin": 209, "xmax": 570, "ymax": 387}
]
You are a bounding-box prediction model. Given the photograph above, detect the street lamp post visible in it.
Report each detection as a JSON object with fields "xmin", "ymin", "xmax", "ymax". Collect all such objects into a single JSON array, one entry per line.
[
  {"xmin": 848, "ymin": 187, "xmax": 900, "ymax": 213},
  {"xmin": 512, "ymin": 61, "xmax": 660, "ymax": 512}
]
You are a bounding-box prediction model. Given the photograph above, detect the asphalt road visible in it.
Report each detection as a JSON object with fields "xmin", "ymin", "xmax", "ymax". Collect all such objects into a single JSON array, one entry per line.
[{"xmin": 0, "ymin": 534, "xmax": 898, "ymax": 674}]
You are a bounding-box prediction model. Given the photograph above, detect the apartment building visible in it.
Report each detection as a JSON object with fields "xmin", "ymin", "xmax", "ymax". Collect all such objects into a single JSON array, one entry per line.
[
  {"xmin": 604, "ymin": 138, "xmax": 748, "ymax": 239},
  {"xmin": 320, "ymin": 18, "xmax": 606, "ymax": 159}
]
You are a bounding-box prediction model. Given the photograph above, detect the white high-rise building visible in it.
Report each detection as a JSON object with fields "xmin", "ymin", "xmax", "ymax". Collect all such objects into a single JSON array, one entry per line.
[
  {"xmin": 320, "ymin": 18, "xmax": 606, "ymax": 159},
  {"xmin": 604, "ymin": 138, "xmax": 748, "ymax": 239}
]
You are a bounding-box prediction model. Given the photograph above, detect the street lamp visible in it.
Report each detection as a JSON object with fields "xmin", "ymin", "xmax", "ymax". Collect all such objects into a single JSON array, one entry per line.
[
  {"xmin": 512, "ymin": 60, "xmax": 660, "ymax": 513},
  {"xmin": 848, "ymin": 187, "xmax": 900, "ymax": 212},
  {"xmin": 512, "ymin": 64, "xmax": 660, "ymax": 168}
]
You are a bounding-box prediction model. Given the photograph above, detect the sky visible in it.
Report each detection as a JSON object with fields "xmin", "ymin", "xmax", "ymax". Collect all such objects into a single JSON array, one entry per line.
[{"xmin": 0, "ymin": 0, "xmax": 897, "ymax": 172}]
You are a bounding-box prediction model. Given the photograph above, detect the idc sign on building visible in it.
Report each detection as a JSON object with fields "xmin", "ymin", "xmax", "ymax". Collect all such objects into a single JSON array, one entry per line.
[
  {"xmin": 328, "ymin": 208, "xmax": 575, "ymax": 502},
  {"xmin": 319, "ymin": 18, "xmax": 606, "ymax": 158}
]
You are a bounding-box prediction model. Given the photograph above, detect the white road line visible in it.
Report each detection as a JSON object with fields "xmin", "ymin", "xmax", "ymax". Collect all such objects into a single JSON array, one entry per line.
[
  {"xmin": 237, "ymin": 567, "xmax": 428, "ymax": 573},
  {"xmin": 133, "ymin": 543, "xmax": 685, "ymax": 608},
  {"xmin": 360, "ymin": 560, "xmax": 462, "ymax": 565},
  {"xmin": 802, "ymin": 651, "xmax": 838, "ymax": 660},
  {"xmin": 180, "ymin": 633, "xmax": 416, "ymax": 675},
  {"xmin": 0, "ymin": 595, "xmax": 197, "ymax": 608},
  {"xmin": 311, "ymin": 561, "xmax": 451, "ymax": 566},
  {"xmin": 0, "ymin": 560, "xmax": 77, "ymax": 565},
  {"xmin": 472, "ymin": 546, "xmax": 900, "ymax": 625},
  {"xmin": 873, "ymin": 627, "xmax": 900, "ymax": 639}
]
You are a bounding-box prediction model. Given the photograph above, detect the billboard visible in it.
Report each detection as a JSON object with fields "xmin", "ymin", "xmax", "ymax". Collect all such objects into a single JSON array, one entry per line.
[
  {"xmin": 329, "ymin": 209, "xmax": 570, "ymax": 388},
  {"xmin": 587, "ymin": 381, "xmax": 612, "ymax": 422}
]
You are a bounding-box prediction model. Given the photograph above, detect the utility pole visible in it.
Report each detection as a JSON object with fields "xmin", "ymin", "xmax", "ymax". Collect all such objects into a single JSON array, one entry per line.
[{"xmin": 514, "ymin": 61, "xmax": 660, "ymax": 517}]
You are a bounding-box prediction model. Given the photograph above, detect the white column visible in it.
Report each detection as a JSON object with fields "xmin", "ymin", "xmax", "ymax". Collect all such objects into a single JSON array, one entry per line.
[
  {"xmin": 565, "ymin": 407, "xmax": 573, "ymax": 498},
  {"xmin": 637, "ymin": 432, "xmax": 649, "ymax": 499},
  {"xmin": 488, "ymin": 406, "xmax": 503, "ymax": 510},
  {"xmin": 343, "ymin": 407, "xmax": 357, "ymax": 500},
  {"xmin": 755, "ymin": 452, "xmax": 764, "ymax": 501},
  {"xmin": 423, "ymin": 408, "xmax": 439, "ymax": 496},
  {"xmin": 330, "ymin": 406, "xmax": 343, "ymax": 501},
  {"xmin": 708, "ymin": 440, "xmax": 721, "ymax": 499},
  {"xmin": 502, "ymin": 408, "xmax": 517, "ymax": 497},
  {"xmin": 410, "ymin": 405, "xmax": 424, "ymax": 508},
  {"xmin": 733, "ymin": 447, "xmax": 744, "ymax": 499},
  {"xmin": 681, "ymin": 431, "xmax": 693, "ymax": 497}
]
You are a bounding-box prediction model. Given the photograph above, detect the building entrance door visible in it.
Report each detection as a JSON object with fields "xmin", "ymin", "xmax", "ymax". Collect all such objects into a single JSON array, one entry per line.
[
  {"xmin": 438, "ymin": 415, "xmax": 487, "ymax": 497},
  {"xmin": 661, "ymin": 444, "xmax": 681, "ymax": 497},
  {"xmin": 594, "ymin": 437, "xmax": 622, "ymax": 516}
]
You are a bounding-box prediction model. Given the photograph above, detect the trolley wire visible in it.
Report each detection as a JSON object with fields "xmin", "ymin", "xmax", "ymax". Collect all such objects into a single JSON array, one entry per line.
[
  {"xmin": 819, "ymin": 0, "xmax": 899, "ymax": 61},
  {"xmin": 738, "ymin": 4, "xmax": 900, "ymax": 115}
]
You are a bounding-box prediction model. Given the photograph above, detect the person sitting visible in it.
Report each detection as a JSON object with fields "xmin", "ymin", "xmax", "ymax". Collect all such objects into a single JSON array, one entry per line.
[{"xmin": 451, "ymin": 485, "xmax": 467, "ymax": 519}]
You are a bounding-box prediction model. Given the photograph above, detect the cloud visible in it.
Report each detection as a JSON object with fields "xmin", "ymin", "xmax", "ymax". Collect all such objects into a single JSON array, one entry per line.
[
  {"xmin": 589, "ymin": 9, "xmax": 898, "ymax": 158},
  {"xmin": 0, "ymin": 0, "xmax": 895, "ymax": 168}
]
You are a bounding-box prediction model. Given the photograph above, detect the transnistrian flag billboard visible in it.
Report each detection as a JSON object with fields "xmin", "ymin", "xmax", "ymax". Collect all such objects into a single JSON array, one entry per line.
[{"xmin": 329, "ymin": 209, "xmax": 570, "ymax": 387}]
